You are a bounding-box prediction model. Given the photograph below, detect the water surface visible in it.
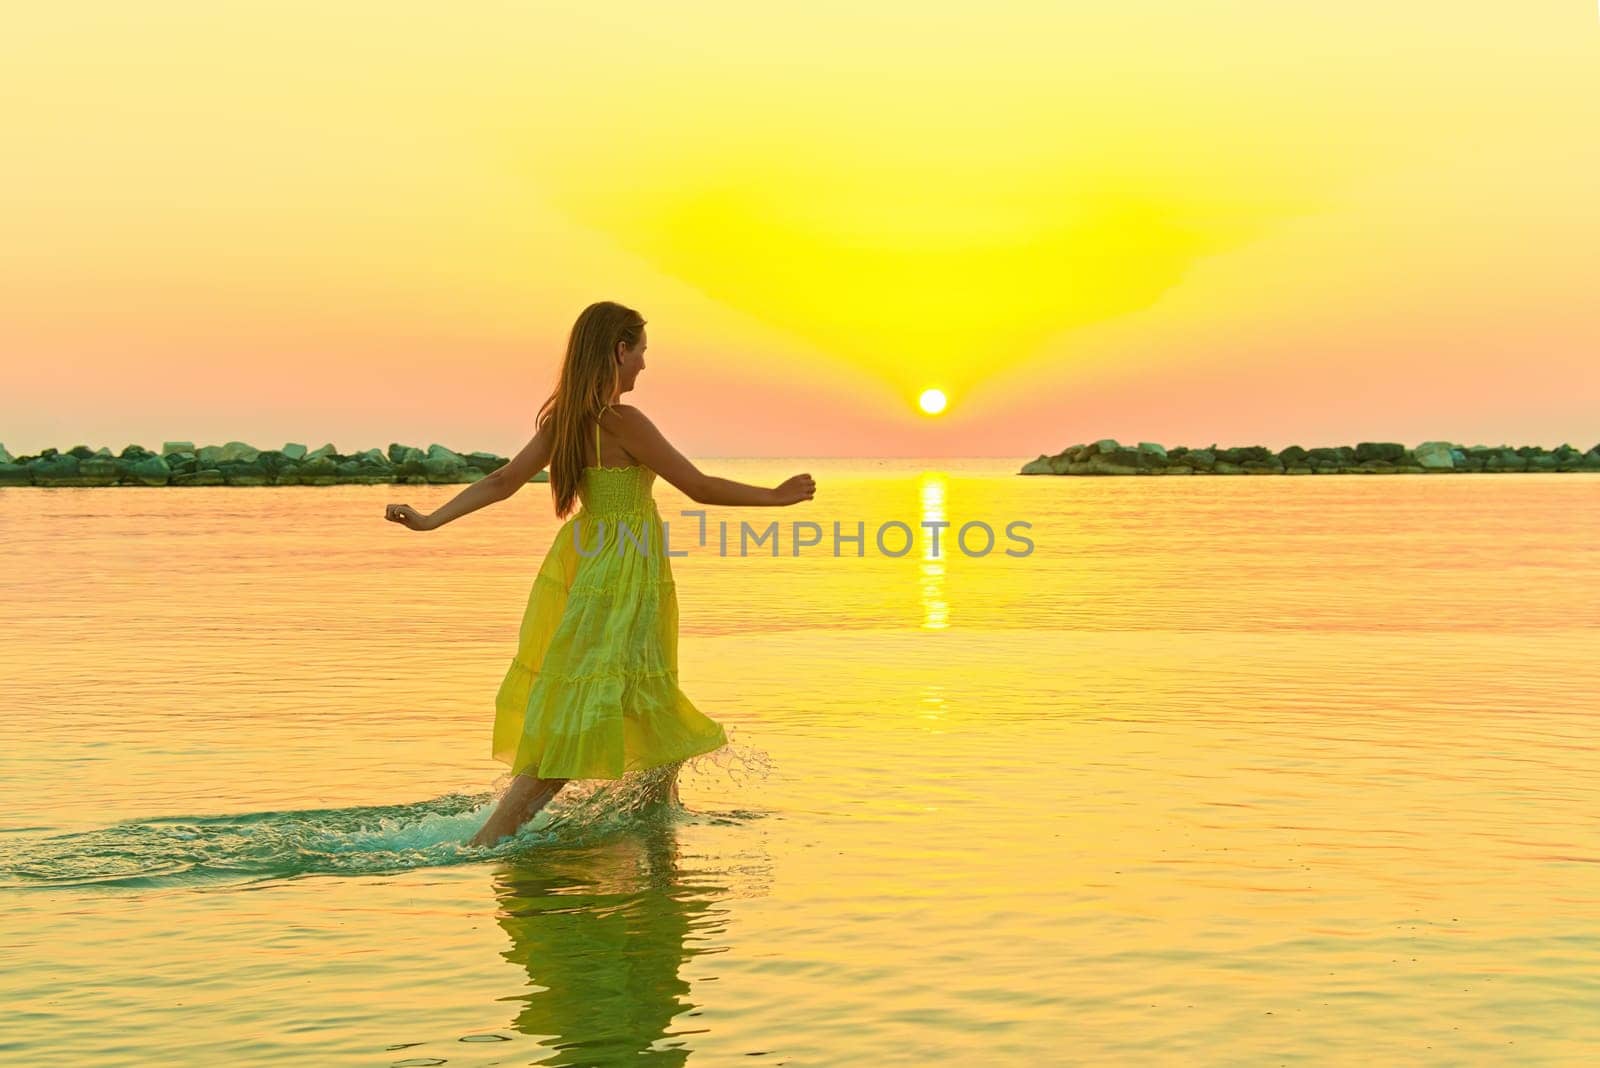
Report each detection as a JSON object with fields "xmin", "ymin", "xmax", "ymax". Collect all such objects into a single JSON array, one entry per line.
[{"xmin": 3, "ymin": 461, "xmax": 1598, "ymax": 1064}]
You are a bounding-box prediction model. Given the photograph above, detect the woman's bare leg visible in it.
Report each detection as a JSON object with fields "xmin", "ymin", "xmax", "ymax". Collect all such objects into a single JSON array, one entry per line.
[
  {"xmin": 466, "ymin": 773, "xmax": 568, "ymax": 847},
  {"xmin": 643, "ymin": 761, "xmax": 682, "ymax": 807}
]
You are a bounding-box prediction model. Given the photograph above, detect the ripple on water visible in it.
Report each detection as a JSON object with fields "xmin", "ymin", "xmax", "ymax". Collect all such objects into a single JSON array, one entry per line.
[{"xmin": 0, "ymin": 747, "xmax": 772, "ymax": 890}]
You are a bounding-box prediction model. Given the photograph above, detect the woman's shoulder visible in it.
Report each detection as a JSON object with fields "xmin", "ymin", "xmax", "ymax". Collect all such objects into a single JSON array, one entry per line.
[{"xmin": 602, "ymin": 403, "xmax": 654, "ymax": 429}]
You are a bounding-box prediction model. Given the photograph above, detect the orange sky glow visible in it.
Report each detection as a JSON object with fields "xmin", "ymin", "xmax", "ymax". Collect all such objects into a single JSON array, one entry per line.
[{"xmin": 3, "ymin": 3, "xmax": 1597, "ymax": 458}]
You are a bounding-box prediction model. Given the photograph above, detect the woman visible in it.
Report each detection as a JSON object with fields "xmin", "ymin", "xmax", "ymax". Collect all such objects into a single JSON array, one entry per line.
[{"xmin": 383, "ymin": 301, "xmax": 816, "ymax": 848}]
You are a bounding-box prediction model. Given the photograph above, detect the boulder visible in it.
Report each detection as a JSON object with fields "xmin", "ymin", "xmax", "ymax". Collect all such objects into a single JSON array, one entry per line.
[
  {"xmin": 423, "ymin": 444, "xmax": 467, "ymax": 483},
  {"xmin": 281, "ymin": 443, "xmax": 308, "ymax": 460},
  {"xmin": 171, "ymin": 470, "xmax": 226, "ymax": 486},
  {"xmin": 32, "ymin": 456, "xmax": 83, "ymax": 485},
  {"xmin": 78, "ymin": 457, "xmax": 122, "ymax": 485},
  {"xmin": 162, "ymin": 441, "xmax": 195, "ymax": 456},
  {"xmin": 219, "ymin": 462, "xmax": 270, "ymax": 486},
  {"xmin": 1413, "ymin": 441, "xmax": 1456, "ymax": 470},
  {"xmin": 464, "ymin": 451, "xmax": 506, "ymax": 475},
  {"xmin": 392, "ymin": 447, "xmax": 428, "ymax": 483},
  {"xmin": 337, "ymin": 459, "xmax": 395, "ymax": 484},
  {"xmin": 253, "ymin": 450, "xmax": 290, "ymax": 475},
  {"xmin": 0, "ymin": 463, "xmax": 33, "ymax": 486},
  {"xmin": 1106, "ymin": 446, "xmax": 1141, "ymax": 467},
  {"xmin": 297, "ymin": 456, "xmax": 339, "ymax": 485},
  {"xmin": 1355, "ymin": 442, "xmax": 1407, "ymax": 463},
  {"xmin": 217, "ymin": 441, "xmax": 260, "ymax": 463},
  {"xmin": 125, "ymin": 455, "xmax": 172, "ymax": 486},
  {"xmin": 1083, "ymin": 459, "xmax": 1140, "ymax": 475},
  {"xmin": 1019, "ymin": 455, "xmax": 1053, "ymax": 475},
  {"xmin": 1483, "ymin": 450, "xmax": 1526, "ymax": 472}
]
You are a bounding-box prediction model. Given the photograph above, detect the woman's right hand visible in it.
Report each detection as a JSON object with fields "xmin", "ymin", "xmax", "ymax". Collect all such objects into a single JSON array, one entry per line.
[
  {"xmin": 384, "ymin": 503, "xmax": 434, "ymax": 530},
  {"xmin": 772, "ymin": 473, "xmax": 815, "ymax": 505}
]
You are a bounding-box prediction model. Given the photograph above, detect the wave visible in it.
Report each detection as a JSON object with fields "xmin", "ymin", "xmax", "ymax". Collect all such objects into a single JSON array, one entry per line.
[{"xmin": 0, "ymin": 755, "xmax": 769, "ymax": 891}]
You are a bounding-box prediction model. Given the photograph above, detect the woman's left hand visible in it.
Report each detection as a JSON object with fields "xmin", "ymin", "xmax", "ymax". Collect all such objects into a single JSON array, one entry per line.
[{"xmin": 384, "ymin": 503, "xmax": 434, "ymax": 531}]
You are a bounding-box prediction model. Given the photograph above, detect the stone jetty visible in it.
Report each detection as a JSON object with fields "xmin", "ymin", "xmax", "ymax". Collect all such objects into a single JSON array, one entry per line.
[
  {"xmin": 0, "ymin": 441, "xmax": 550, "ymax": 487},
  {"xmin": 1020, "ymin": 440, "xmax": 1600, "ymax": 475}
]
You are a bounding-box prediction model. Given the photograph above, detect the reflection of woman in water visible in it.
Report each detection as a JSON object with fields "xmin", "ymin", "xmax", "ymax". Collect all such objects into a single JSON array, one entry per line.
[
  {"xmin": 489, "ymin": 818, "xmax": 721, "ymax": 1065},
  {"xmin": 382, "ymin": 301, "xmax": 814, "ymax": 846}
]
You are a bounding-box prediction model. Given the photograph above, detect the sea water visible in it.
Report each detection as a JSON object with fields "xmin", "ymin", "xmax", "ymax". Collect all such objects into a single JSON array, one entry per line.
[{"xmin": 2, "ymin": 461, "xmax": 1598, "ymax": 1064}]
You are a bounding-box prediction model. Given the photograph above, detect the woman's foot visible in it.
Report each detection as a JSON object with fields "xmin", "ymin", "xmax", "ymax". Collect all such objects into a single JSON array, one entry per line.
[
  {"xmin": 466, "ymin": 825, "xmax": 508, "ymax": 849},
  {"xmin": 465, "ymin": 774, "xmax": 567, "ymax": 848}
]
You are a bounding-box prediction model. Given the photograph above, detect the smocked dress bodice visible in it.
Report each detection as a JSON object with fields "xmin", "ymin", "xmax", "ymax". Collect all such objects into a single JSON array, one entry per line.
[
  {"xmin": 576, "ymin": 408, "xmax": 659, "ymax": 518},
  {"xmin": 577, "ymin": 464, "xmax": 658, "ymax": 517}
]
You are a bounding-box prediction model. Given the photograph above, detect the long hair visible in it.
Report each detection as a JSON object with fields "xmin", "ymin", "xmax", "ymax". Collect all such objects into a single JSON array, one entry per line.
[{"xmin": 536, "ymin": 301, "xmax": 646, "ymax": 518}]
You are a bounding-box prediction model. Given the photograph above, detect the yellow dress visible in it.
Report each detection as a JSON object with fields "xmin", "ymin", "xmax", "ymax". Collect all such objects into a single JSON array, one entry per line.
[{"xmin": 491, "ymin": 407, "xmax": 728, "ymax": 780}]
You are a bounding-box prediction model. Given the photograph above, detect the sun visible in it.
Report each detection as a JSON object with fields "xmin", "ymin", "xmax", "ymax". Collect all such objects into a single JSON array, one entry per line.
[{"xmin": 918, "ymin": 388, "xmax": 948, "ymax": 415}]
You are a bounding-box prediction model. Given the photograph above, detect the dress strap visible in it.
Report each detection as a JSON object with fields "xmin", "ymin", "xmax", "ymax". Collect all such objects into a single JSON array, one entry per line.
[{"xmin": 595, "ymin": 404, "xmax": 606, "ymax": 465}]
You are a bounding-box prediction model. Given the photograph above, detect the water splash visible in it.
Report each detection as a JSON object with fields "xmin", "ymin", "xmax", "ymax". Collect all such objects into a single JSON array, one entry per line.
[{"xmin": 0, "ymin": 746, "xmax": 772, "ymax": 891}]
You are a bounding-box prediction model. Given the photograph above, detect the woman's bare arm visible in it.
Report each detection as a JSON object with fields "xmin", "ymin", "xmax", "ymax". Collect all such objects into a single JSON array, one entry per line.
[
  {"xmin": 385, "ymin": 422, "xmax": 553, "ymax": 531},
  {"xmin": 608, "ymin": 404, "xmax": 814, "ymax": 506},
  {"xmin": 487, "ymin": 420, "xmax": 556, "ymax": 494}
]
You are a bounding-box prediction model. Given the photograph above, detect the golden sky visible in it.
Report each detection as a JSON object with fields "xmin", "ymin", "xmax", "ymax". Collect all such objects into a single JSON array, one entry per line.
[{"xmin": 3, "ymin": 3, "xmax": 1597, "ymax": 457}]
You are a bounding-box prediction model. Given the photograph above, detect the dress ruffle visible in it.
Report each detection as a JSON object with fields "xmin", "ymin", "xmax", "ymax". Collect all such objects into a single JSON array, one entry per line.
[{"xmin": 491, "ymin": 476, "xmax": 727, "ymax": 780}]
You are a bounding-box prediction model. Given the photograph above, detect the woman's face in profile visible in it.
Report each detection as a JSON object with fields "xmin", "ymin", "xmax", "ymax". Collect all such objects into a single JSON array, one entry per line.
[{"xmin": 618, "ymin": 330, "xmax": 647, "ymax": 390}]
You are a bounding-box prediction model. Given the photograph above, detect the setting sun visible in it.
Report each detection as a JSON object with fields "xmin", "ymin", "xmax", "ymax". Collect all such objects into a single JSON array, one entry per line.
[{"xmin": 918, "ymin": 388, "xmax": 947, "ymax": 415}]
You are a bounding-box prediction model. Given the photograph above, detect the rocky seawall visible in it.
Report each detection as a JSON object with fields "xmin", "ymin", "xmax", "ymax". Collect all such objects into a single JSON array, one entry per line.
[
  {"xmin": 0, "ymin": 441, "xmax": 549, "ymax": 487},
  {"xmin": 1020, "ymin": 440, "xmax": 1600, "ymax": 475}
]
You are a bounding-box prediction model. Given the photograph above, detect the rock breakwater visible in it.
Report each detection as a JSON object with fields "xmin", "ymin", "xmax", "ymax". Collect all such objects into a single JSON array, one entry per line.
[
  {"xmin": 0, "ymin": 441, "xmax": 547, "ymax": 487},
  {"xmin": 1019, "ymin": 440, "xmax": 1600, "ymax": 475}
]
